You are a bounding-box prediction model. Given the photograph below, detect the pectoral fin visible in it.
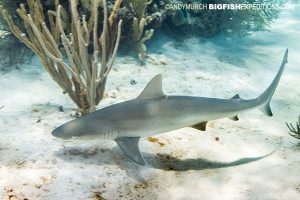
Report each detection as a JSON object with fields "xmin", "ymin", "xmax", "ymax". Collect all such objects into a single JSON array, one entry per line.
[
  {"xmin": 192, "ymin": 121, "xmax": 208, "ymax": 131},
  {"xmin": 115, "ymin": 137, "xmax": 145, "ymax": 166}
]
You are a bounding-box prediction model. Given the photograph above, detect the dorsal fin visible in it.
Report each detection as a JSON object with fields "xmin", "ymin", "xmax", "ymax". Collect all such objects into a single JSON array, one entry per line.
[{"xmin": 137, "ymin": 74, "xmax": 166, "ymax": 99}]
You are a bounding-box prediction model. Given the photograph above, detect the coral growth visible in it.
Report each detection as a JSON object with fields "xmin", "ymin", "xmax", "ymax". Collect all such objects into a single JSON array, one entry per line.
[
  {"xmin": 0, "ymin": 0, "xmax": 284, "ymax": 67},
  {"xmin": 286, "ymin": 116, "xmax": 300, "ymax": 140},
  {"xmin": 0, "ymin": 0, "xmax": 122, "ymax": 115},
  {"xmin": 178, "ymin": 0, "xmax": 283, "ymax": 37},
  {"xmin": 127, "ymin": 0, "xmax": 155, "ymax": 64}
]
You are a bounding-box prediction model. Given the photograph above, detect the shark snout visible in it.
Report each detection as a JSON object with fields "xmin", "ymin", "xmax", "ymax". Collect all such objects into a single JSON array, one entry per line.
[
  {"xmin": 51, "ymin": 127, "xmax": 62, "ymax": 138},
  {"xmin": 52, "ymin": 127, "xmax": 69, "ymax": 139},
  {"xmin": 52, "ymin": 122, "xmax": 82, "ymax": 140}
]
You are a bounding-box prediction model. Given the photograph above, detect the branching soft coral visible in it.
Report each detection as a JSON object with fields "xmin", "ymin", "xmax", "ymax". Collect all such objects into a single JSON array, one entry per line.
[
  {"xmin": 0, "ymin": 0, "xmax": 122, "ymax": 115},
  {"xmin": 286, "ymin": 116, "xmax": 300, "ymax": 140}
]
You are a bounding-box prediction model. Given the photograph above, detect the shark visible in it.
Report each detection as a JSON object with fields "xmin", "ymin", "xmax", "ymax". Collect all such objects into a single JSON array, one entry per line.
[{"xmin": 52, "ymin": 49, "xmax": 288, "ymax": 165}]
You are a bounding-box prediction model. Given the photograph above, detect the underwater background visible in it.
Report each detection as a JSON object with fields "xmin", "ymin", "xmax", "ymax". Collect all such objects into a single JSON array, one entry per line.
[{"xmin": 0, "ymin": 0, "xmax": 300, "ymax": 199}]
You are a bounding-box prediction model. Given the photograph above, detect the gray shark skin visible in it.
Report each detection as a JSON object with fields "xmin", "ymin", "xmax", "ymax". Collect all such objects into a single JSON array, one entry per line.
[{"xmin": 52, "ymin": 49, "xmax": 289, "ymax": 166}]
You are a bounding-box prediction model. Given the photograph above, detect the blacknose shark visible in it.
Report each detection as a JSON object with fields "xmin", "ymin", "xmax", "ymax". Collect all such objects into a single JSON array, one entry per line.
[{"xmin": 52, "ymin": 49, "xmax": 289, "ymax": 165}]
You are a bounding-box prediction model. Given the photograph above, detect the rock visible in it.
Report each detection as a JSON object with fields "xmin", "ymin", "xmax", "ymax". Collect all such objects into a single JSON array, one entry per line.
[{"xmin": 0, "ymin": 33, "xmax": 33, "ymax": 70}]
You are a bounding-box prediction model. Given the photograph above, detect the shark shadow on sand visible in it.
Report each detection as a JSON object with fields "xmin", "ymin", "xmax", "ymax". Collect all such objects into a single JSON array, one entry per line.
[
  {"xmin": 144, "ymin": 150, "xmax": 275, "ymax": 171},
  {"xmin": 55, "ymin": 144, "xmax": 276, "ymax": 182}
]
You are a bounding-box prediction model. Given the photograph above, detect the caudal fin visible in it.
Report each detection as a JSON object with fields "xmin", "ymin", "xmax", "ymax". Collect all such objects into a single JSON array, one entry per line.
[{"xmin": 258, "ymin": 49, "xmax": 288, "ymax": 117}]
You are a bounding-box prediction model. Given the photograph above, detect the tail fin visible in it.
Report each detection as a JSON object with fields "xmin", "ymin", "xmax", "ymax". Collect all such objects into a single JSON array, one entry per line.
[{"xmin": 258, "ymin": 49, "xmax": 288, "ymax": 117}]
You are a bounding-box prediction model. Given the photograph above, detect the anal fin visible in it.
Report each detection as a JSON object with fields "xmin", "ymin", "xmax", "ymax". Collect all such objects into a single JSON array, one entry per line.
[
  {"xmin": 228, "ymin": 115, "xmax": 239, "ymax": 121},
  {"xmin": 115, "ymin": 137, "xmax": 145, "ymax": 166},
  {"xmin": 192, "ymin": 121, "xmax": 208, "ymax": 131}
]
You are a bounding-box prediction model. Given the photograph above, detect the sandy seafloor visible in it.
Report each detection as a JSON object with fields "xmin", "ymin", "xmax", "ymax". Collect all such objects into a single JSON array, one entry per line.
[{"xmin": 1, "ymin": 6, "xmax": 300, "ymax": 200}]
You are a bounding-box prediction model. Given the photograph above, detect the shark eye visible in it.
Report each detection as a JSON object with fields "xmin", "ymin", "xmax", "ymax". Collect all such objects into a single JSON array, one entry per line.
[{"xmin": 72, "ymin": 136, "xmax": 77, "ymax": 139}]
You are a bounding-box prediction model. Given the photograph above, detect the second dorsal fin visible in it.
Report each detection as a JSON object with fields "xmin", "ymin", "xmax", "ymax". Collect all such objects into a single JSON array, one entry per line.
[
  {"xmin": 137, "ymin": 74, "xmax": 166, "ymax": 99},
  {"xmin": 231, "ymin": 94, "xmax": 243, "ymax": 100}
]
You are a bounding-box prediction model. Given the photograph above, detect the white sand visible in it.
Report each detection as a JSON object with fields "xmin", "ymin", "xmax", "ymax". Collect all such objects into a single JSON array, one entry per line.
[{"xmin": 0, "ymin": 7, "xmax": 300, "ymax": 200}]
